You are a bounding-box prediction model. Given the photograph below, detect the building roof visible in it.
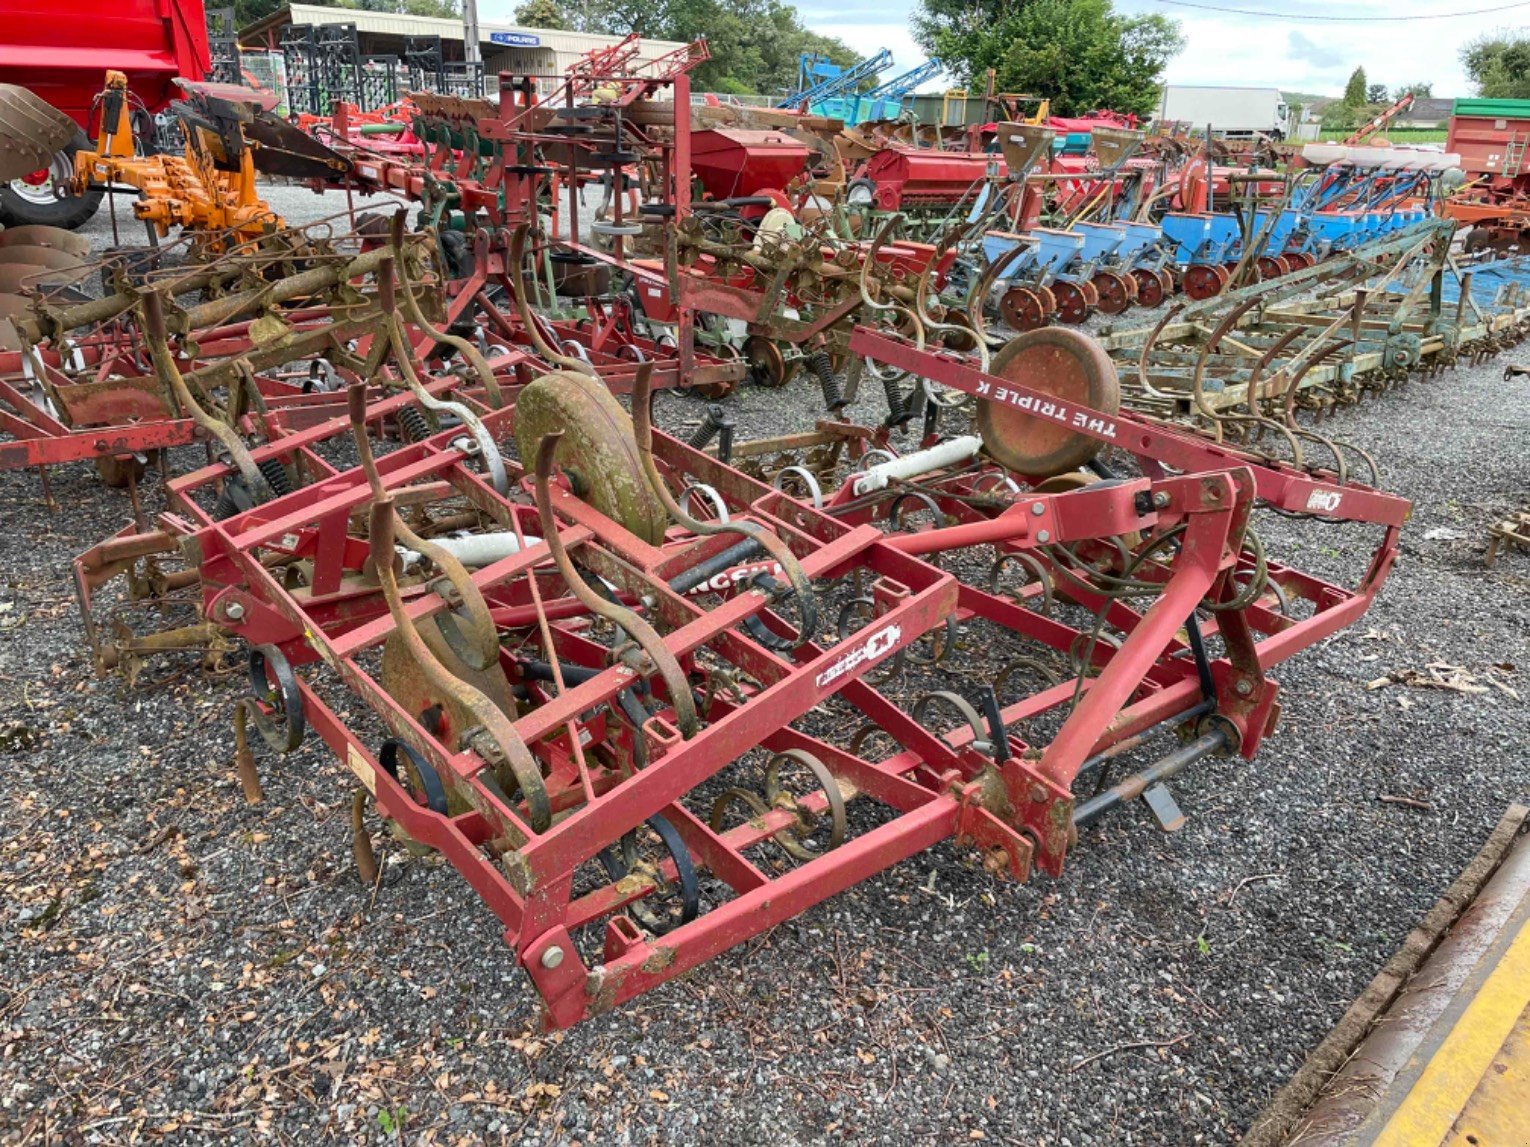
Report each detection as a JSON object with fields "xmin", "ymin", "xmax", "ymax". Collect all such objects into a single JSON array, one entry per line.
[
  {"xmin": 1399, "ymin": 97, "xmax": 1453, "ymax": 124},
  {"xmin": 239, "ymin": 3, "xmax": 686, "ymax": 55}
]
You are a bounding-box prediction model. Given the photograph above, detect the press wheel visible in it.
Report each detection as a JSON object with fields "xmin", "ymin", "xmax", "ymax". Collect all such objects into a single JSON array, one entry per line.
[
  {"xmin": 976, "ymin": 328, "xmax": 1121, "ymax": 477},
  {"xmin": 1091, "ymin": 270, "xmax": 1133, "ymax": 316},
  {"xmin": 1131, "ymin": 267, "xmax": 1166, "ymax": 307},
  {"xmin": 1000, "ymin": 285, "xmax": 1048, "ymax": 331},
  {"xmin": 1050, "ymin": 280, "xmax": 1093, "ymax": 324},
  {"xmin": 1181, "ymin": 264, "xmax": 1227, "ymax": 301},
  {"xmin": 514, "ymin": 369, "xmax": 668, "ymax": 544}
]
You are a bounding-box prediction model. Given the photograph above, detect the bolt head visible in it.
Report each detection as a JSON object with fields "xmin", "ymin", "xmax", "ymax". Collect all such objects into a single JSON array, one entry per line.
[
  {"xmin": 224, "ymin": 601, "xmax": 245, "ymax": 621},
  {"xmin": 539, "ymin": 945, "xmax": 565, "ymax": 969},
  {"xmin": 1036, "ymin": 529, "xmax": 1051, "ymax": 543},
  {"xmin": 1235, "ymin": 680, "xmax": 1253, "ymax": 696},
  {"xmin": 1031, "ymin": 502, "xmax": 1046, "ymax": 516},
  {"xmin": 1152, "ymin": 491, "xmax": 1171, "ymax": 508}
]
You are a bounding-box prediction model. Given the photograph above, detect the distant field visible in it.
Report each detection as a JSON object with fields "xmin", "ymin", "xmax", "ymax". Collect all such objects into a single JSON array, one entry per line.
[{"xmin": 1377, "ymin": 128, "xmax": 1450, "ymax": 142}]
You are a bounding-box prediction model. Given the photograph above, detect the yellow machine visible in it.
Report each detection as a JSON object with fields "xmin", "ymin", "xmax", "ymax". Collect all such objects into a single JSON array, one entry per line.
[{"xmin": 75, "ymin": 72, "xmax": 345, "ymax": 248}]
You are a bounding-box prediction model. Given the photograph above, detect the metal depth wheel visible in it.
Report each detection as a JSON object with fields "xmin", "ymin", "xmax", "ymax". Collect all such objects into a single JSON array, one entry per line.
[
  {"xmin": 975, "ymin": 327, "xmax": 1122, "ymax": 477},
  {"xmin": 999, "ymin": 285, "xmax": 1048, "ymax": 331},
  {"xmin": 1131, "ymin": 267, "xmax": 1166, "ymax": 307},
  {"xmin": 1090, "ymin": 270, "xmax": 1133, "ymax": 316},
  {"xmin": 1050, "ymin": 280, "xmax": 1094, "ymax": 325},
  {"xmin": 513, "ymin": 369, "xmax": 669, "ymax": 544}
]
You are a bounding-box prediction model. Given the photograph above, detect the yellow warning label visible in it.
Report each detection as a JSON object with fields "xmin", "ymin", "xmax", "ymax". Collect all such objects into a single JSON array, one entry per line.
[{"xmin": 346, "ymin": 744, "xmax": 377, "ymax": 794}]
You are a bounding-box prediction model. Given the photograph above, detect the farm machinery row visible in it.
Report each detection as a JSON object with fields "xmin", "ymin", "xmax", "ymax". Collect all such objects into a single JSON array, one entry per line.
[
  {"xmin": 0, "ymin": 61, "xmax": 1521, "ymax": 1033},
  {"xmin": 61, "ymin": 222, "xmax": 1413, "ymax": 1027}
]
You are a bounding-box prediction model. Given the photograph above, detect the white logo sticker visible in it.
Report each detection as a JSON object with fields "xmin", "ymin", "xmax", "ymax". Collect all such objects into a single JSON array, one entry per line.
[
  {"xmin": 1305, "ymin": 490, "xmax": 1342, "ymax": 513},
  {"xmin": 815, "ymin": 624, "xmax": 903, "ymax": 688}
]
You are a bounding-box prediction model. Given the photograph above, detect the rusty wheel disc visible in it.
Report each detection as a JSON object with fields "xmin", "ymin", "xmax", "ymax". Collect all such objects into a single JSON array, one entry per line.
[
  {"xmin": 1034, "ymin": 284, "xmax": 1058, "ymax": 315},
  {"xmin": 1255, "ymin": 256, "xmax": 1284, "ymax": 280},
  {"xmin": 1000, "ymin": 285, "xmax": 1048, "ymax": 331},
  {"xmin": 975, "ymin": 328, "xmax": 1122, "ymax": 477},
  {"xmin": 1050, "ymin": 280, "xmax": 1093, "ymax": 324},
  {"xmin": 743, "ymin": 333, "xmax": 788, "ymax": 387},
  {"xmin": 1273, "ymin": 254, "xmax": 1294, "ymax": 275},
  {"xmin": 1154, "ymin": 268, "xmax": 1174, "ymax": 299},
  {"xmin": 514, "ymin": 369, "xmax": 668, "ymax": 544},
  {"xmin": 1131, "ymin": 268, "xmax": 1166, "ymax": 307},
  {"xmin": 1181, "ymin": 264, "xmax": 1225, "ymax": 301},
  {"xmin": 937, "ymin": 309, "xmax": 979, "ymax": 352},
  {"xmin": 1091, "ymin": 270, "xmax": 1132, "ymax": 316}
]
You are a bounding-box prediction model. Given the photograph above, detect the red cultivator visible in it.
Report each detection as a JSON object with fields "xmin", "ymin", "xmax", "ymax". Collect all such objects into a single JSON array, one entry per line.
[{"xmin": 77, "ymin": 312, "xmax": 1409, "ymax": 1028}]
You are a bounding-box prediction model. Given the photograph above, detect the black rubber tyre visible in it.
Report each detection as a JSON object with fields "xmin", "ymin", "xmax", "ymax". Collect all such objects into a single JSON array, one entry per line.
[{"xmin": 0, "ymin": 130, "xmax": 104, "ymax": 231}]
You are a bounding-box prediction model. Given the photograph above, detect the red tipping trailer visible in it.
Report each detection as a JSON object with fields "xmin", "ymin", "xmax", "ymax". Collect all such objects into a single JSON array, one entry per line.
[{"xmin": 0, "ymin": 0, "xmax": 209, "ymax": 228}]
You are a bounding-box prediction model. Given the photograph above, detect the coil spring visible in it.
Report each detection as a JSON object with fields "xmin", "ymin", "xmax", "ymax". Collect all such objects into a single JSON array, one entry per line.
[
  {"xmin": 881, "ymin": 372, "xmax": 911, "ymax": 428},
  {"xmin": 688, "ymin": 403, "xmax": 734, "ymax": 451},
  {"xmin": 398, "ymin": 404, "xmax": 433, "ymax": 444},
  {"xmin": 807, "ymin": 351, "xmax": 846, "ymax": 412},
  {"xmin": 258, "ymin": 458, "xmax": 293, "ymax": 498}
]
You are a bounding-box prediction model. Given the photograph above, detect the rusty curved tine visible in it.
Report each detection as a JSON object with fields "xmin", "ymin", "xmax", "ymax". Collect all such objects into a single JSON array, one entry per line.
[
  {"xmin": 387, "ymin": 213, "xmax": 505, "ymax": 409},
  {"xmin": 860, "ymin": 212, "xmax": 926, "ymax": 349},
  {"xmin": 763, "ymin": 749, "xmax": 847, "ymax": 858},
  {"xmin": 916, "ymin": 227, "xmax": 991, "ymax": 372},
  {"xmin": 531, "ymin": 430, "xmax": 699, "ymax": 739},
  {"xmin": 1280, "ymin": 341, "xmax": 1353, "ymax": 484},
  {"xmin": 507, "ymin": 224, "xmax": 596, "ymax": 376},
  {"xmin": 1136, "ymin": 303, "xmax": 1185, "ymax": 402},
  {"xmin": 371, "ymin": 254, "xmax": 507, "ymax": 494},
  {"xmin": 1188, "ymin": 297, "xmax": 1262, "ymax": 440},
  {"xmin": 631, "ymin": 365, "xmax": 819, "ymax": 650},
  {"xmin": 1333, "ymin": 437, "xmax": 1381, "ymax": 488},
  {"xmin": 1197, "ymin": 306, "xmax": 1307, "ymax": 467},
  {"xmin": 368, "ymin": 500, "xmax": 550, "ymax": 832},
  {"xmin": 993, "ymin": 656, "xmax": 1065, "ymax": 699},
  {"xmin": 911, "ymin": 690, "xmax": 991, "ymax": 751},
  {"xmin": 343, "ymin": 378, "xmax": 507, "ymax": 678},
  {"xmin": 967, "ymin": 241, "xmax": 1028, "ymax": 349},
  {"xmin": 139, "ymin": 290, "xmax": 274, "ymax": 501},
  {"xmin": 382, "ymin": 315, "xmax": 508, "ymax": 494},
  {"xmin": 988, "ymin": 550, "xmax": 1055, "ymax": 615}
]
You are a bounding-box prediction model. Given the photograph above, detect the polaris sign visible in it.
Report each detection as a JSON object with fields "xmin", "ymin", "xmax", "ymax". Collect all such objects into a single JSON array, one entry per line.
[{"xmin": 489, "ymin": 31, "xmax": 542, "ymax": 47}]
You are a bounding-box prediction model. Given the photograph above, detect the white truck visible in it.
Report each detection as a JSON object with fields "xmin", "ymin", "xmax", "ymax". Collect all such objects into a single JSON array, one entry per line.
[{"xmin": 1156, "ymin": 85, "xmax": 1291, "ymax": 140}]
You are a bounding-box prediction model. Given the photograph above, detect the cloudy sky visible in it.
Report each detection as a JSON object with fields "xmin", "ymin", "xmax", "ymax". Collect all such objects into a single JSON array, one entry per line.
[{"xmin": 799, "ymin": 0, "xmax": 1520, "ymax": 97}]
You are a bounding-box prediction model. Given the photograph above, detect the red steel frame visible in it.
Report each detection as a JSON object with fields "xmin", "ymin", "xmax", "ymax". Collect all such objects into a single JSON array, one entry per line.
[{"xmin": 79, "ymin": 313, "xmax": 1411, "ymax": 1026}]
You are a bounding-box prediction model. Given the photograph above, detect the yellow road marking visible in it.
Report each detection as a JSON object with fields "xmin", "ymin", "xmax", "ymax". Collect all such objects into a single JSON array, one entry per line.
[{"xmin": 1375, "ymin": 918, "xmax": 1530, "ymax": 1146}]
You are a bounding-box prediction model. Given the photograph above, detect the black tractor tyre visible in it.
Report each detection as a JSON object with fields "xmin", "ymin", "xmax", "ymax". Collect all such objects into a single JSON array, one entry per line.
[{"xmin": 0, "ymin": 130, "xmax": 104, "ymax": 231}]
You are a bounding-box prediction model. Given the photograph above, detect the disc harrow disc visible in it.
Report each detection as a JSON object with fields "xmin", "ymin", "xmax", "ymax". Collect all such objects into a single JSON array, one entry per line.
[
  {"xmin": 975, "ymin": 327, "xmax": 1122, "ymax": 477},
  {"xmin": 514, "ymin": 369, "xmax": 669, "ymax": 544},
  {"xmin": 0, "ymin": 84, "xmax": 76, "ymax": 183},
  {"xmin": 743, "ymin": 333, "xmax": 788, "ymax": 387}
]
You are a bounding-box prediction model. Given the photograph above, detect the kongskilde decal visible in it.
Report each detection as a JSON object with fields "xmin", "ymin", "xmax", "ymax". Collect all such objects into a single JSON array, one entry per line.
[
  {"xmin": 815, "ymin": 624, "xmax": 903, "ymax": 688},
  {"xmin": 685, "ymin": 561, "xmax": 784, "ymax": 597},
  {"xmin": 1305, "ymin": 489, "xmax": 1343, "ymax": 513},
  {"xmin": 972, "ymin": 380, "xmax": 1119, "ymax": 440}
]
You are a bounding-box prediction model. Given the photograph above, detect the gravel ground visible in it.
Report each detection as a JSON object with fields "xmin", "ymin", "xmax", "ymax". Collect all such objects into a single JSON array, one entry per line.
[{"xmin": 1, "ymin": 184, "xmax": 1528, "ymax": 1144}]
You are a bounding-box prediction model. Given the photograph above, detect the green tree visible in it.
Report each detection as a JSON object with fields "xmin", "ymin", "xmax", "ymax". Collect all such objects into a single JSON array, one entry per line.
[
  {"xmin": 1319, "ymin": 100, "xmax": 1359, "ymax": 136},
  {"xmin": 514, "ymin": 0, "xmax": 567, "ymax": 29},
  {"xmin": 913, "ymin": 0, "xmax": 1183, "ymax": 117},
  {"xmin": 1343, "ymin": 67, "xmax": 1367, "ymax": 106},
  {"xmin": 1398, "ymin": 81, "xmax": 1433, "ymax": 99},
  {"xmin": 1462, "ymin": 32, "xmax": 1530, "ymax": 99},
  {"xmin": 1366, "ymin": 82, "xmax": 1388, "ymax": 103}
]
